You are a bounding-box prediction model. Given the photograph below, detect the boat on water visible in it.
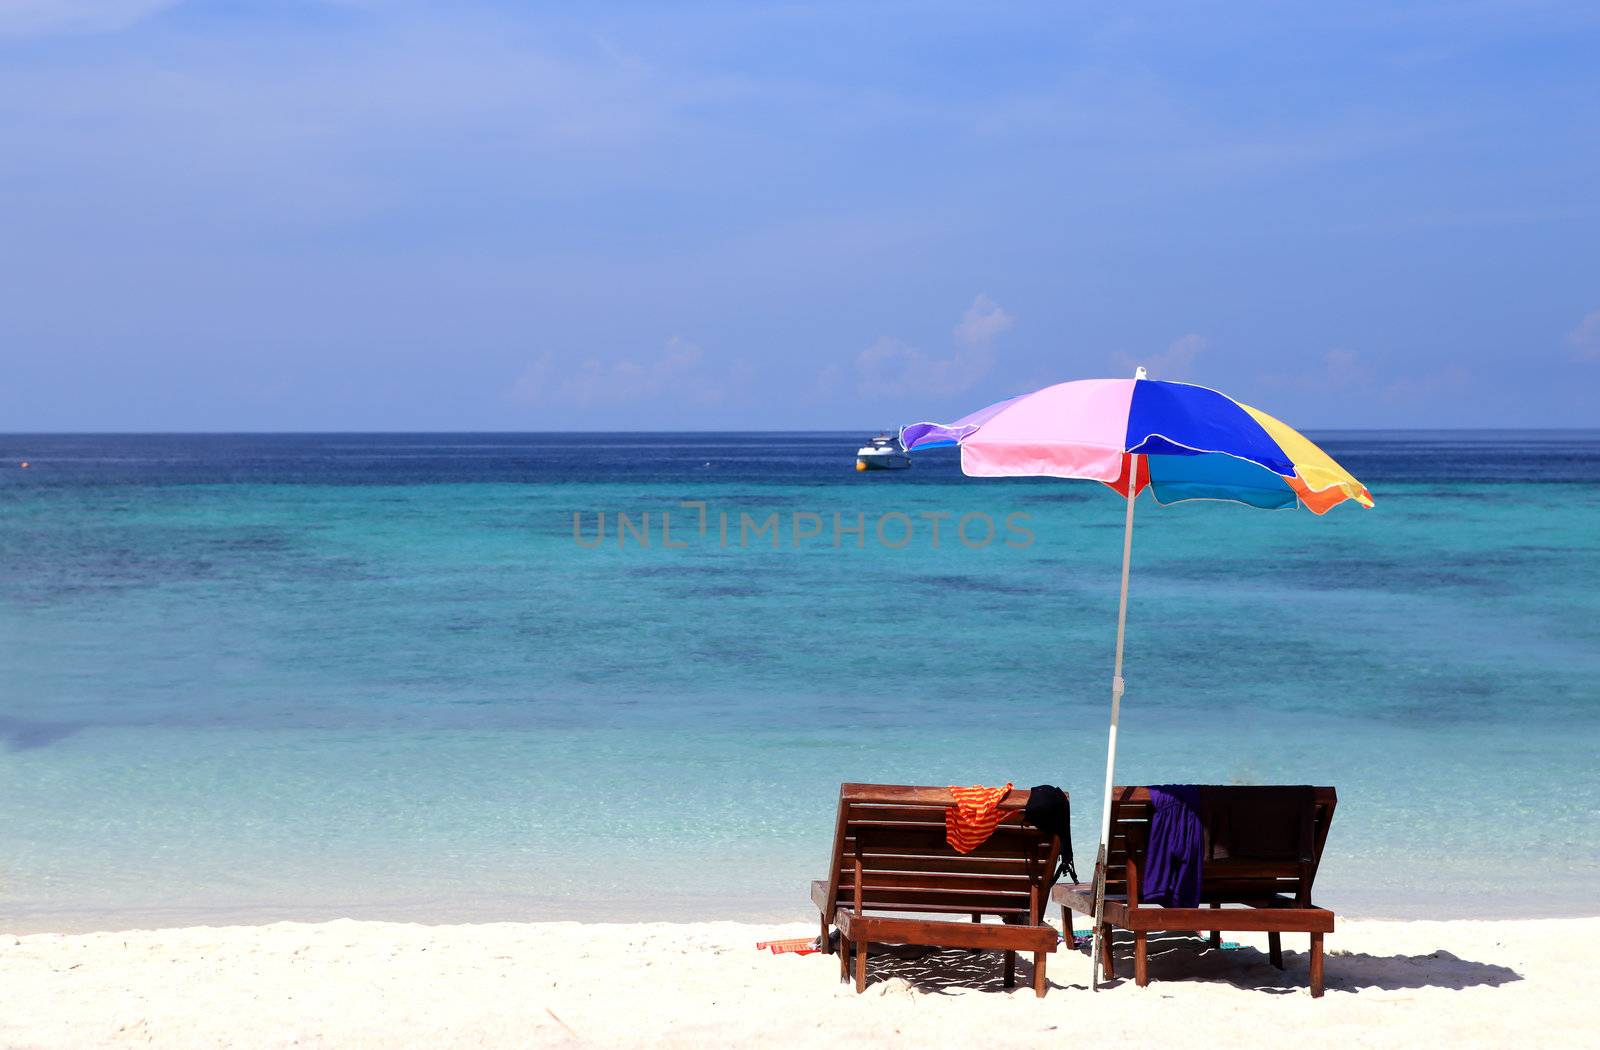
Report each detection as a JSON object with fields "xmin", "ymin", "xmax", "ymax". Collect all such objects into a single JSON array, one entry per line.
[{"xmin": 855, "ymin": 433, "xmax": 911, "ymax": 471}]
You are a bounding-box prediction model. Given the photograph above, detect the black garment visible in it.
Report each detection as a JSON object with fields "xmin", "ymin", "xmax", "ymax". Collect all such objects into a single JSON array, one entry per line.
[{"xmin": 1023, "ymin": 784, "xmax": 1077, "ymax": 885}]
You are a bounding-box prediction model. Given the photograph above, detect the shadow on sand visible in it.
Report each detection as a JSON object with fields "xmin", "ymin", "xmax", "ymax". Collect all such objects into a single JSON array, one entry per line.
[{"xmin": 850, "ymin": 932, "xmax": 1522, "ymax": 996}]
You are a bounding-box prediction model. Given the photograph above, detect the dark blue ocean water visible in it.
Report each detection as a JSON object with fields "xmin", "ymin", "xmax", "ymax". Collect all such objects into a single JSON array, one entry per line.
[{"xmin": 2, "ymin": 432, "xmax": 1597, "ymax": 930}]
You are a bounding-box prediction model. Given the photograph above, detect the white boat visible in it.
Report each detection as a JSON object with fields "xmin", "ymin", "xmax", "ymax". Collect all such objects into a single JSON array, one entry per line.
[{"xmin": 855, "ymin": 433, "xmax": 911, "ymax": 471}]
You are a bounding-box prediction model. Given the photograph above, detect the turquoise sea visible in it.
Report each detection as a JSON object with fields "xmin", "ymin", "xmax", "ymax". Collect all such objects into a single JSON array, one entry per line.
[{"xmin": 1, "ymin": 432, "xmax": 1597, "ymax": 932}]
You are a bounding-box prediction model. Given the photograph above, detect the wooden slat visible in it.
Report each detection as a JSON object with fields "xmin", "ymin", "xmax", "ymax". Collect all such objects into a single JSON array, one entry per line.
[
  {"xmin": 850, "ymin": 820, "xmax": 1039, "ymax": 839},
  {"xmin": 836, "ymin": 910, "xmax": 1058, "ymax": 952},
  {"xmin": 1108, "ymin": 786, "xmax": 1336, "ymax": 809},
  {"xmin": 842, "ymin": 848, "xmax": 1050, "ymax": 866},
  {"xmin": 1205, "ymin": 860, "xmax": 1303, "ymax": 878},
  {"xmin": 844, "ymin": 870, "xmax": 1030, "ymax": 896},
  {"xmin": 846, "ymin": 888, "xmax": 1034, "ymax": 911},
  {"xmin": 845, "ymin": 900, "xmax": 1033, "ymax": 916},
  {"xmin": 1051, "ymin": 883, "xmax": 1095, "ymax": 909},
  {"xmin": 1197, "ymin": 882, "xmax": 1300, "ymax": 898},
  {"xmin": 840, "ymin": 783, "xmax": 1033, "ymax": 809},
  {"xmin": 1120, "ymin": 905, "xmax": 1335, "ymax": 933},
  {"xmin": 840, "ymin": 854, "xmax": 1029, "ymax": 876},
  {"xmin": 839, "ymin": 872, "xmax": 1032, "ymax": 895},
  {"xmin": 1197, "ymin": 893, "xmax": 1301, "ymax": 907},
  {"xmin": 850, "ymin": 804, "xmax": 1030, "ymax": 824},
  {"xmin": 844, "ymin": 832, "xmax": 1049, "ymax": 858}
]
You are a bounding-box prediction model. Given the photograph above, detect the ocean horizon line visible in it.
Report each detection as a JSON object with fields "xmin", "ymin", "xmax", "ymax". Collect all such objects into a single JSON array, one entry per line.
[{"xmin": 4, "ymin": 426, "xmax": 1599, "ymax": 437}]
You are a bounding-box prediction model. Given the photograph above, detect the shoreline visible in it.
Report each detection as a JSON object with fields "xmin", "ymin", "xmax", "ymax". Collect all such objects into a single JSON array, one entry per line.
[
  {"xmin": 3, "ymin": 915, "xmax": 1594, "ymax": 1048},
  {"xmin": 5, "ymin": 892, "xmax": 1597, "ymax": 938}
]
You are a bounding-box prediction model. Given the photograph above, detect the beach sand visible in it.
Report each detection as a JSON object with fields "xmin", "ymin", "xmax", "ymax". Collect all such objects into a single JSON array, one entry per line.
[{"xmin": 0, "ymin": 916, "xmax": 1592, "ymax": 1048}]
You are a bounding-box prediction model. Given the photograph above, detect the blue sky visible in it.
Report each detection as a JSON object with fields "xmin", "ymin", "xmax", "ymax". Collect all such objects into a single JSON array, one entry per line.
[{"xmin": 1, "ymin": 1, "xmax": 1597, "ymax": 430}]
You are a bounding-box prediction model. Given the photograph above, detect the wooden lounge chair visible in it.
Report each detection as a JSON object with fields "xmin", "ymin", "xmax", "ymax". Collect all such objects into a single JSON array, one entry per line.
[
  {"xmin": 811, "ymin": 783, "xmax": 1062, "ymax": 996},
  {"xmin": 1053, "ymin": 785, "xmax": 1336, "ymax": 996}
]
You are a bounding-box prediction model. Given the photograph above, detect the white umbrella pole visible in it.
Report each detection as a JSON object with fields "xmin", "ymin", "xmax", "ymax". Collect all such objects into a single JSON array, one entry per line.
[{"xmin": 1089, "ymin": 458, "xmax": 1139, "ymax": 990}]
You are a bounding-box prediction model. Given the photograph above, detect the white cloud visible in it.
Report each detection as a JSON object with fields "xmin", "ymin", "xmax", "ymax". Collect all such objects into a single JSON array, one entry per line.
[
  {"xmin": 1258, "ymin": 348, "xmax": 1470, "ymax": 412},
  {"xmin": 510, "ymin": 336, "xmax": 733, "ymax": 409},
  {"xmin": 1114, "ymin": 332, "xmax": 1208, "ymax": 382},
  {"xmin": 1320, "ymin": 348, "xmax": 1372, "ymax": 388},
  {"xmin": 1567, "ymin": 310, "xmax": 1600, "ymax": 362},
  {"xmin": 0, "ymin": 1, "xmax": 179, "ymax": 38},
  {"xmin": 1257, "ymin": 348, "xmax": 1374, "ymax": 395},
  {"xmin": 854, "ymin": 336, "xmax": 995, "ymax": 398},
  {"xmin": 953, "ymin": 293, "xmax": 1013, "ymax": 347},
  {"xmin": 852, "ymin": 295, "xmax": 1012, "ymax": 398},
  {"xmin": 1381, "ymin": 364, "xmax": 1469, "ymax": 405}
]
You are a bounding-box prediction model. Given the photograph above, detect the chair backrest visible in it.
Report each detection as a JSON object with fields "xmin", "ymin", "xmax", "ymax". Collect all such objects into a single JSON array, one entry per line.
[
  {"xmin": 823, "ymin": 783, "xmax": 1060, "ymax": 923},
  {"xmin": 1100, "ymin": 785, "xmax": 1337, "ymax": 905}
]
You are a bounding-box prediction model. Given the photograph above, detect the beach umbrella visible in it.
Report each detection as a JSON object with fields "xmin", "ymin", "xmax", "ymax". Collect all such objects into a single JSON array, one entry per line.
[{"xmin": 899, "ymin": 367, "xmax": 1373, "ymax": 989}]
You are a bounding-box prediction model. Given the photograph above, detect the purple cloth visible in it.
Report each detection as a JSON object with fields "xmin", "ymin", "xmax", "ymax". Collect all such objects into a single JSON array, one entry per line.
[
  {"xmin": 1142, "ymin": 785, "xmax": 1204, "ymax": 908},
  {"xmin": 899, "ymin": 394, "xmax": 1026, "ymax": 450}
]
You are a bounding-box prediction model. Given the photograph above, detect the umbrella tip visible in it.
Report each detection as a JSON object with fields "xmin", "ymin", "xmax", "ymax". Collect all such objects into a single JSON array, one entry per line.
[{"xmin": 1134, "ymin": 366, "xmax": 1148, "ymax": 380}]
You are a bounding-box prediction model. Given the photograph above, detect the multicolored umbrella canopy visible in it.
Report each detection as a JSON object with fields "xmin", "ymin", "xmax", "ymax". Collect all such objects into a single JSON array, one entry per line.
[
  {"xmin": 899, "ymin": 369, "xmax": 1372, "ymax": 990},
  {"xmin": 901, "ymin": 374, "xmax": 1372, "ymax": 514}
]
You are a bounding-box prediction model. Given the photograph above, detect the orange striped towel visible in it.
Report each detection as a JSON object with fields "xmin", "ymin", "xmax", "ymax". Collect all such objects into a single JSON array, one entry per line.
[{"xmin": 946, "ymin": 783, "xmax": 1014, "ymax": 853}]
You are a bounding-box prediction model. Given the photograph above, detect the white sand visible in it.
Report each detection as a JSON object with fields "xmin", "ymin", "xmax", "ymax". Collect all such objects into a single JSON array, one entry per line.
[{"xmin": 1, "ymin": 916, "xmax": 1593, "ymax": 1048}]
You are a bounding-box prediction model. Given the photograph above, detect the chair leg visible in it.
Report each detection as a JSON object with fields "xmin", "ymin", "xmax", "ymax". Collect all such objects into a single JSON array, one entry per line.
[
  {"xmin": 838, "ymin": 936, "xmax": 850, "ymax": 982},
  {"xmin": 1100, "ymin": 923, "xmax": 1115, "ymax": 980},
  {"xmin": 968, "ymin": 913, "xmax": 987, "ymax": 953},
  {"xmin": 820, "ymin": 915, "xmax": 831, "ymax": 954},
  {"xmin": 1309, "ymin": 933, "xmax": 1324, "ymax": 998},
  {"xmin": 1209, "ymin": 902, "xmax": 1221, "ymax": 948},
  {"xmin": 1133, "ymin": 931, "xmax": 1149, "ymax": 987},
  {"xmin": 854, "ymin": 939, "xmax": 868, "ymax": 993},
  {"xmin": 1003, "ymin": 949, "xmax": 1016, "ymax": 988},
  {"xmin": 1269, "ymin": 931, "xmax": 1284, "ymax": 970},
  {"xmin": 1062, "ymin": 906, "xmax": 1079, "ymax": 957},
  {"xmin": 1033, "ymin": 952, "xmax": 1048, "ymax": 998}
]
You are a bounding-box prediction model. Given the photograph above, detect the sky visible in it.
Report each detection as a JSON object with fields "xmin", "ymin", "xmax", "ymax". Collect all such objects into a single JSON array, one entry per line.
[{"xmin": 1, "ymin": 1, "xmax": 1597, "ymax": 430}]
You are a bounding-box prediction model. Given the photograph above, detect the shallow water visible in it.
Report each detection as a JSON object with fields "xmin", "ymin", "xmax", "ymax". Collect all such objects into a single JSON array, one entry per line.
[{"xmin": 1, "ymin": 432, "xmax": 1597, "ymax": 930}]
